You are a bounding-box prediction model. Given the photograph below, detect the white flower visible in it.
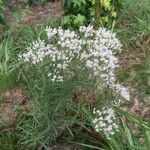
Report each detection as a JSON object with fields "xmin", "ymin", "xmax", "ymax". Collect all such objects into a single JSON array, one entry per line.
[{"xmin": 92, "ymin": 107, "xmax": 118, "ymax": 139}]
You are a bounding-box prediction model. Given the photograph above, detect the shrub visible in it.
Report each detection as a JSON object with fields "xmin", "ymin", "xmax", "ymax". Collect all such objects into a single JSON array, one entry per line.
[
  {"xmin": 19, "ymin": 26, "xmax": 130, "ymax": 102},
  {"xmin": 62, "ymin": 0, "xmax": 120, "ymax": 28}
]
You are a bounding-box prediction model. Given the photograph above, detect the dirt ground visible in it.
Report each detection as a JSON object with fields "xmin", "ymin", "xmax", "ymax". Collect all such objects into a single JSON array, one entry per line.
[{"xmin": 5, "ymin": 1, "xmax": 62, "ymax": 25}]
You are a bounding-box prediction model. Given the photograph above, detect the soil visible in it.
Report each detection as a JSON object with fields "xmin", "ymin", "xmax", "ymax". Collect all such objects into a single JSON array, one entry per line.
[
  {"xmin": 0, "ymin": 88, "xmax": 32, "ymax": 123},
  {"xmin": 5, "ymin": 1, "xmax": 62, "ymax": 26},
  {"xmin": 119, "ymin": 49, "xmax": 144, "ymax": 69}
]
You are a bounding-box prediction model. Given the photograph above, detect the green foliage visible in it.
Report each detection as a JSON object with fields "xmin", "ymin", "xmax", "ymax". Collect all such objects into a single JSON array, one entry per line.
[
  {"xmin": 0, "ymin": 132, "xmax": 20, "ymax": 150},
  {"xmin": 0, "ymin": 0, "xmax": 8, "ymax": 29},
  {"xmin": 115, "ymin": 0, "xmax": 150, "ymax": 46},
  {"xmin": 0, "ymin": 37, "xmax": 19, "ymax": 93},
  {"xmin": 111, "ymin": 107, "xmax": 150, "ymax": 150},
  {"xmin": 62, "ymin": 0, "xmax": 119, "ymax": 28}
]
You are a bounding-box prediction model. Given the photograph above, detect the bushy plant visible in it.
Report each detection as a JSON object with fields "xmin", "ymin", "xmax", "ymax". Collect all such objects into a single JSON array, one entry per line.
[
  {"xmin": 17, "ymin": 26, "xmax": 132, "ymax": 147},
  {"xmin": 19, "ymin": 26, "xmax": 130, "ymax": 101},
  {"xmin": 62, "ymin": 0, "xmax": 120, "ymax": 28}
]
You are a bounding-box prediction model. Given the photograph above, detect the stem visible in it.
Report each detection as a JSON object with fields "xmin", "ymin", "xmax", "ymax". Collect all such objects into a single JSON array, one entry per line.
[{"xmin": 94, "ymin": 0, "xmax": 103, "ymax": 30}]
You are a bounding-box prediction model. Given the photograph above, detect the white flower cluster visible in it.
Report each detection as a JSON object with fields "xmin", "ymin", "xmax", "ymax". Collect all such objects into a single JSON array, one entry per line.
[
  {"xmin": 19, "ymin": 25, "xmax": 130, "ymax": 101},
  {"xmin": 45, "ymin": 26, "xmax": 85, "ymax": 56},
  {"xmin": 79, "ymin": 26, "xmax": 130, "ymax": 101},
  {"xmin": 19, "ymin": 39, "xmax": 70, "ymax": 82},
  {"xmin": 92, "ymin": 107, "xmax": 119, "ymax": 139},
  {"xmin": 19, "ymin": 39, "xmax": 45, "ymax": 64}
]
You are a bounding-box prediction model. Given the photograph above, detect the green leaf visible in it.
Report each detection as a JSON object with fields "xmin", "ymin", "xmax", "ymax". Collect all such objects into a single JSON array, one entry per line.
[
  {"xmin": 61, "ymin": 15, "xmax": 71, "ymax": 25},
  {"xmin": 81, "ymin": 106, "xmax": 93, "ymax": 122},
  {"xmin": 111, "ymin": 11, "xmax": 117, "ymax": 18},
  {"xmin": 74, "ymin": 142, "xmax": 105, "ymax": 150},
  {"xmin": 89, "ymin": 0, "xmax": 96, "ymax": 5},
  {"xmin": 72, "ymin": 0, "xmax": 86, "ymax": 7},
  {"xmin": 124, "ymin": 125, "xmax": 134, "ymax": 147},
  {"xmin": 103, "ymin": 0, "xmax": 112, "ymax": 10},
  {"xmin": 115, "ymin": 107, "xmax": 150, "ymax": 129},
  {"xmin": 73, "ymin": 14, "xmax": 86, "ymax": 26}
]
